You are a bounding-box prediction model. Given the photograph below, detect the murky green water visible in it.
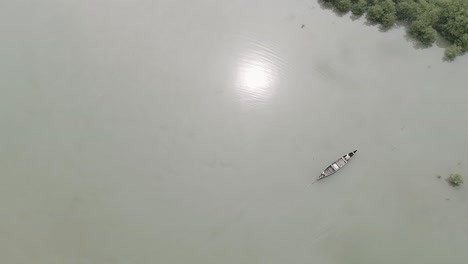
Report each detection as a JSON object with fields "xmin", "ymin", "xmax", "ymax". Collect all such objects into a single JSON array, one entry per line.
[{"xmin": 1, "ymin": 0, "xmax": 467, "ymax": 263}]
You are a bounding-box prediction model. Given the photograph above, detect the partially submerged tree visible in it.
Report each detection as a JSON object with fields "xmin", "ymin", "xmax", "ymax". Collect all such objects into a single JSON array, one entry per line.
[
  {"xmin": 367, "ymin": 0, "xmax": 397, "ymax": 28},
  {"xmin": 351, "ymin": 0, "xmax": 368, "ymax": 16},
  {"xmin": 336, "ymin": 0, "xmax": 353, "ymax": 12},
  {"xmin": 445, "ymin": 45, "xmax": 464, "ymax": 61},
  {"xmin": 323, "ymin": 0, "xmax": 468, "ymax": 60},
  {"xmin": 408, "ymin": 17, "xmax": 436, "ymax": 46},
  {"xmin": 448, "ymin": 173, "xmax": 464, "ymax": 186}
]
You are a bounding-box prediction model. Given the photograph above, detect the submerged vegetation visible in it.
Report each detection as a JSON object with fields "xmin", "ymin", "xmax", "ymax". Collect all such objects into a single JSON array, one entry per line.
[
  {"xmin": 321, "ymin": 0, "xmax": 468, "ymax": 60},
  {"xmin": 448, "ymin": 173, "xmax": 464, "ymax": 186}
]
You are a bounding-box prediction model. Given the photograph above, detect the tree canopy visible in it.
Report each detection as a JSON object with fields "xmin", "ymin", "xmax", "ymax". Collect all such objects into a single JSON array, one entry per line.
[{"xmin": 323, "ymin": 0, "xmax": 468, "ymax": 60}]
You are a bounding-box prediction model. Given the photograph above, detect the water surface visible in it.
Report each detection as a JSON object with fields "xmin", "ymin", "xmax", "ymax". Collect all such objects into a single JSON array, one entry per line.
[{"xmin": 1, "ymin": 0, "xmax": 467, "ymax": 263}]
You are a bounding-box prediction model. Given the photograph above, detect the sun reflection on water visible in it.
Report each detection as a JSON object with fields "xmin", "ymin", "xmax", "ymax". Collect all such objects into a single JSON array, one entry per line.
[{"xmin": 236, "ymin": 43, "xmax": 283, "ymax": 105}]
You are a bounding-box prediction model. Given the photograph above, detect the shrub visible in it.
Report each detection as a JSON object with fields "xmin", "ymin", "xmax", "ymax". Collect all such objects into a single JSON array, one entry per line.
[
  {"xmin": 448, "ymin": 173, "xmax": 464, "ymax": 186},
  {"xmin": 336, "ymin": 0, "xmax": 352, "ymax": 12},
  {"xmin": 351, "ymin": 0, "xmax": 368, "ymax": 16},
  {"xmin": 408, "ymin": 18, "xmax": 436, "ymax": 46},
  {"xmin": 445, "ymin": 45, "xmax": 463, "ymax": 61}
]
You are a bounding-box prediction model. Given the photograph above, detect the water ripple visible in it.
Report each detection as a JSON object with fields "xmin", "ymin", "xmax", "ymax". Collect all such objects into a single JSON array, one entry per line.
[{"xmin": 235, "ymin": 33, "xmax": 285, "ymax": 106}]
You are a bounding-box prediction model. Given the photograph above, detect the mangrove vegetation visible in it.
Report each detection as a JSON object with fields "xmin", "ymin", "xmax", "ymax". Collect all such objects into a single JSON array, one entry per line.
[
  {"xmin": 321, "ymin": 0, "xmax": 468, "ymax": 60},
  {"xmin": 448, "ymin": 173, "xmax": 464, "ymax": 186}
]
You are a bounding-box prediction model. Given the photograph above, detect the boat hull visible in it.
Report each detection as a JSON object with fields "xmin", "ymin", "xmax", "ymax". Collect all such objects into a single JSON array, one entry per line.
[{"xmin": 319, "ymin": 150, "xmax": 357, "ymax": 180}]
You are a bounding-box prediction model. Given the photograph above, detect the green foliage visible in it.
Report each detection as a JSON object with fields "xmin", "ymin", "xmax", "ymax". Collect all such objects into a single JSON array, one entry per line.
[
  {"xmin": 456, "ymin": 34, "xmax": 468, "ymax": 49},
  {"xmin": 367, "ymin": 4, "xmax": 385, "ymax": 22},
  {"xmin": 366, "ymin": 0, "xmax": 397, "ymax": 27},
  {"xmin": 336, "ymin": 0, "xmax": 353, "ymax": 12},
  {"xmin": 445, "ymin": 45, "xmax": 464, "ymax": 61},
  {"xmin": 381, "ymin": 8, "xmax": 397, "ymax": 27},
  {"xmin": 408, "ymin": 18, "xmax": 436, "ymax": 46},
  {"xmin": 351, "ymin": 0, "xmax": 368, "ymax": 16},
  {"xmin": 448, "ymin": 173, "xmax": 463, "ymax": 186},
  {"xmin": 434, "ymin": 0, "xmax": 468, "ymax": 58},
  {"xmin": 396, "ymin": 0, "xmax": 419, "ymax": 21},
  {"xmin": 323, "ymin": 0, "xmax": 468, "ymax": 60}
]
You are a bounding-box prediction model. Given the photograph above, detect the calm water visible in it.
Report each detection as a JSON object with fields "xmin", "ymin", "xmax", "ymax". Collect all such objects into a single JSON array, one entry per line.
[{"xmin": 1, "ymin": 0, "xmax": 467, "ymax": 263}]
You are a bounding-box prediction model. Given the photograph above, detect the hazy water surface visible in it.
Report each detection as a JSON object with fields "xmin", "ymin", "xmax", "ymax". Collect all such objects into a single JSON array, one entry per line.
[{"xmin": 1, "ymin": 0, "xmax": 468, "ymax": 263}]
